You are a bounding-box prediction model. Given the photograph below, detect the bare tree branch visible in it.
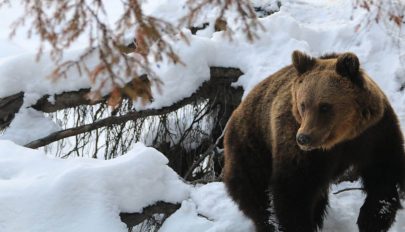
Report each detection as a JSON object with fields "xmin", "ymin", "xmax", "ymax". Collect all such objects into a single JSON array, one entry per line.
[
  {"xmin": 23, "ymin": 67, "xmax": 243, "ymax": 149},
  {"xmin": 0, "ymin": 67, "xmax": 242, "ymax": 132},
  {"xmin": 0, "ymin": 0, "xmax": 259, "ymax": 108},
  {"xmin": 183, "ymin": 125, "xmax": 226, "ymax": 180},
  {"xmin": 333, "ymin": 187, "xmax": 364, "ymax": 195}
]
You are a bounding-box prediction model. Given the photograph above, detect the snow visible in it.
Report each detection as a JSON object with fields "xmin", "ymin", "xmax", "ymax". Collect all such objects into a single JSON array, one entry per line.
[
  {"xmin": 0, "ymin": 39, "xmax": 26, "ymax": 58},
  {"xmin": 0, "ymin": 138, "xmax": 405, "ymax": 232},
  {"xmin": 0, "ymin": 4, "xmax": 36, "ymax": 53},
  {"xmin": 0, "ymin": 141, "xmax": 189, "ymax": 232},
  {"xmin": 159, "ymin": 200, "xmax": 216, "ymax": 232},
  {"xmin": 0, "ymin": 0, "xmax": 404, "ymax": 231},
  {"xmin": 0, "ymin": 49, "xmax": 96, "ymax": 99},
  {"xmin": 188, "ymin": 182, "xmax": 255, "ymax": 231},
  {"xmin": 160, "ymin": 183, "xmax": 255, "ymax": 232},
  {"xmin": 0, "ymin": 108, "xmax": 60, "ymax": 145}
]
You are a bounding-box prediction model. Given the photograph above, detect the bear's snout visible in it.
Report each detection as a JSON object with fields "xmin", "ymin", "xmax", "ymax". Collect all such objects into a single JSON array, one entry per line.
[{"xmin": 296, "ymin": 133, "xmax": 311, "ymax": 146}]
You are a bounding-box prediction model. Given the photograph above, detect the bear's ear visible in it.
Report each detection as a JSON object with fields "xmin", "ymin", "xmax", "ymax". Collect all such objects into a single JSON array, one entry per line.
[
  {"xmin": 336, "ymin": 52, "xmax": 360, "ymax": 78},
  {"xmin": 292, "ymin": 50, "xmax": 316, "ymax": 75}
]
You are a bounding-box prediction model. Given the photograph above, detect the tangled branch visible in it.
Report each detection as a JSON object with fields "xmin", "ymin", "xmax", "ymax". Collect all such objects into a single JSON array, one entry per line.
[
  {"xmin": 22, "ymin": 67, "xmax": 243, "ymax": 149},
  {"xmin": 0, "ymin": 0, "xmax": 260, "ymax": 108}
]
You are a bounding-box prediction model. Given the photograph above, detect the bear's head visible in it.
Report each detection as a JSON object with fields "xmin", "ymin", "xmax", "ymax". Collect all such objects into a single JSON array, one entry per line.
[{"xmin": 291, "ymin": 50, "xmax": 385, "ymax": 151}]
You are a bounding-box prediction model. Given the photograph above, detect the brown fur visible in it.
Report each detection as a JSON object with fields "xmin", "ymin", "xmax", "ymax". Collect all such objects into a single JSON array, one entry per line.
[{"xmin": 224, "ymin": 51, "xmax": 405, "ymax": 232}]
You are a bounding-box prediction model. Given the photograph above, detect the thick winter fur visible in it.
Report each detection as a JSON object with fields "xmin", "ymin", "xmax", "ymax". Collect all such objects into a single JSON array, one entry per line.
[{"xmin": 223, "ymin": 51, "xmax": 405, "ymax": 232}]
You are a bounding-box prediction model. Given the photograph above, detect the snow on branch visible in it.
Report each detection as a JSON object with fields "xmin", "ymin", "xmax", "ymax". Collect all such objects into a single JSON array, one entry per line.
[
  {"xmin": 0, "ymin": 0, "xmax": 258, "ymax": 108},
  {"xmin": 120, "ymin": 202, "xmax": 180, "ymax": 228},
  {"xmin": 21, "ymin": 67, "xmax": 243, "ymax": 148}
]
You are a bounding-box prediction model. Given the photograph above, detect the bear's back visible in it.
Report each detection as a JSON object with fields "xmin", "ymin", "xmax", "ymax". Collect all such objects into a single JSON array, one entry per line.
[{"xmin": 228, "ymin": 65, "xmax": 298, "ymax": 148}]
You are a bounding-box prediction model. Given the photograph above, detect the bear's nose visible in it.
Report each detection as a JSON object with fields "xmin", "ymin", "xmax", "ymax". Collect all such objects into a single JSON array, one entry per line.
[{"xmin": 296, "ymin": 134, "xmax": 311, "ymax": 146}]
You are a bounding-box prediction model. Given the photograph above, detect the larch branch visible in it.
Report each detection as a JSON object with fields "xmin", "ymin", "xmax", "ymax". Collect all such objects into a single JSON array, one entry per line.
[{"xmin": 22, "ymin": 67, "xmax": 243, "ymax": 148}]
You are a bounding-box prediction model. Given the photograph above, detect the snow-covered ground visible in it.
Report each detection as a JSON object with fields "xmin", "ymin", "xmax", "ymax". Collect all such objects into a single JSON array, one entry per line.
[
  {"xmin": 0, "ymin": 141, "xmax": 189, "ymax": 232},
  {"xmin": 0, "ymin": 139, "xmax": 398, "ymax": 232},
  {"xmin": 1, "ymin": 140, "xmax": 405, "ymax": 232},
  {"xmin": 1, "ymin": 0, "xmax": 405, "ymax": 231}
]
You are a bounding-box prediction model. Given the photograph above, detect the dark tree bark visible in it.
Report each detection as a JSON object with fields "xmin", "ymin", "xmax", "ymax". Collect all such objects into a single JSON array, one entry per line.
[
  {"xmin": 120, "ymin": 202, "xmax": 181, "ymax": 228},
  {"xmin": 0, "ymin": 92, "xmax": 24, "ymax": 130}
]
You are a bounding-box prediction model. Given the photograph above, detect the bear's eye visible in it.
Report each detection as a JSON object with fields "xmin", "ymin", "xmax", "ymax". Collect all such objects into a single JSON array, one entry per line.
[
  {"xmin": 300, "ymin": 103, "xmax": 305, "ymax": 112},
  {"xmin": 319, "ymin": 103, "xmax": 332, "ymax": 113}
]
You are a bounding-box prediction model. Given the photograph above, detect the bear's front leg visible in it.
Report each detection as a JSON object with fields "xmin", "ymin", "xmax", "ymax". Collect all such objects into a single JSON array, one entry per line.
[
  {"xmin": 357, "ymin": 189, "xmax": 400, "ymax": 232},
  {"xmin": 358, "ymin": 167, "xmax": 402, "ymax": 232},
  {"xmin": 272, "ymin": 183, "xmax": 321, "ymax": 232},
  {"xmin": 357, "ymin": 121, "xmax": 405, "ymax": 232},
  {"xmin": 272, "ymin": 165, "xmax": 328, "ymax": 232},
  {"xmin": 223, "ymin": 122, "xmax": 275, "ymax": 232}
]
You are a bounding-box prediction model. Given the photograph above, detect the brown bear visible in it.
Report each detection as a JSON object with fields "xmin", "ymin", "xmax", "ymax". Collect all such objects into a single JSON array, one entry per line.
[{"xmin": 223, "ymin": 51, "xmax": 405, "ymax": 232}]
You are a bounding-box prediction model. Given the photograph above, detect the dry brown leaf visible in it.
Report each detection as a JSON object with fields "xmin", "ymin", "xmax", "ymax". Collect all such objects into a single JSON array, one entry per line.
[
  {"xmin": 89, "ymin": 63, "xmax": 106, "ymax": 83},
  {"xmin": 107, "ymin": 87, "xmax": 123, "ymax": 109},
  {"xmin": 390, "ymin": 14, "xmax": 404, "ymax": 27},
  {"xmin": 86, "ymin": 90, "xmax": 102, "ymax": 103}
]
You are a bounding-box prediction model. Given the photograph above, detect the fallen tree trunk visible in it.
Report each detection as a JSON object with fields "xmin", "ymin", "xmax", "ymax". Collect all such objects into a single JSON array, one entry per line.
[
  {"xmin": 120, "ymin": 202, "xmax": 181, "ymax": 228},
  {"xmin": 0, "ymin": 92, "xmax": 24, "ymax": 130},
  {"xmin": 20, "ymin": 67, "xmax": 243, "ymax": 148},
  {"xmin": 0, "ymin": 89, "xmax": 105, "ymax": 130}
]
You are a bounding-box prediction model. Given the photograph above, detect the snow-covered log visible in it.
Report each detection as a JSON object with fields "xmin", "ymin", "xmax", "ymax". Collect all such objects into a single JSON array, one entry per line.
[{"xmin": 18, "ymin": 67, "xmax": 243, "ymax": 148}]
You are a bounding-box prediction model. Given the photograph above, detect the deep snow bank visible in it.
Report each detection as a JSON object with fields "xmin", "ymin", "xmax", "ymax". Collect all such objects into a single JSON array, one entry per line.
[{"xmin": 0, "ymin": 141, "xmax": 189, "ymax": 232}]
